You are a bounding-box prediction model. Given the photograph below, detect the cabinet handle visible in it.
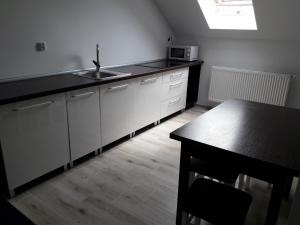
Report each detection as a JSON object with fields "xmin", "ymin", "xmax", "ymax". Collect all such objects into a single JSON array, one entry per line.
[
  {"xmin": 141, "ymin": 77, "xmax": 158, "ymax": 85},
  {"xmin": 170, "ymin": 73, "xmax": 183, "ymax": 81},
  {"xmin": 107, "ymin": 84, "xmax": 129, "ymax": 92},
  {"xmin": 71, "ymin": 91, "xmax": 95, "ymax": 99},
  {"xmin": 13, "ymin": 101, "xmax": 54, "ymax": 111},
  {"xmin": 169, "ymin": 97, "xmax": 181, "ymax": 105},
  {"xmin": 169, "ymin": 81, "xmax": 184, "ymax": 88}
]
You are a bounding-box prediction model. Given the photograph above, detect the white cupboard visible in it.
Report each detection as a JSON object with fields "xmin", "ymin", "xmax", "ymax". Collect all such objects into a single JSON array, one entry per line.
[
  {"xmin": 99, "ymin": 68, "xmax": 189, "ymax": 146},
  {"xmin": 100, "ymin": 80, "xmax": 136, "ymax": 146},
  {"xmin": 134, "ymin": 74, "xmax": 162, "ymax": 131},
  {"xmin": 0, "ymin": 67, "xmax": 191, "ymax": 194},
  {"xmin": 0, "ymin": 94, "xmax": 70, "ymax": 192},
  {"xmin": 66, "ymin": 87, "xmax": 101, "ymax": 161}
]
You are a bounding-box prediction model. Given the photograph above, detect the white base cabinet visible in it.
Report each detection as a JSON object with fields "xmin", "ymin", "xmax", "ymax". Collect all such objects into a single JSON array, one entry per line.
[
  {"xmin": 0, "ymin": 67, "xmax": 191, "ymax": 193},
  {"xmin": 100, "ymin": 80, "xmax": 136, "ymax": 146},
  {"xmin": 66, "ymin": 87, "xmax": 101, "ymax": 161},
  {"xmin": 160, "ymin": 68, "xmax": 189, "ymax": 118},
  {"xmin": 134, "ymin": 74, "xmax": 162, "ymax": 131},
  {"xmin": 99, "ymin": 68, "xmax": 189, "ymax": 146},
  {"xmin": 0, "ymin": 94, "xmax": 70, "ymax": 191}
]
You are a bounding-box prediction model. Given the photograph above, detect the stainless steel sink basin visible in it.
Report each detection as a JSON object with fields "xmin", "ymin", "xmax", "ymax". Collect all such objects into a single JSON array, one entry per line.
[{"xmin": 72, "ymin": 69, "xmax": 132, "ymax": 80}]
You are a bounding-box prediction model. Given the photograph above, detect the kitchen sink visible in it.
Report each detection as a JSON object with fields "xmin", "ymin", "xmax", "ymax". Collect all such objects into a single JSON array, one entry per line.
[{"xmin": 72, "ymin": 69, "xmax": 131, "ymax": 80}]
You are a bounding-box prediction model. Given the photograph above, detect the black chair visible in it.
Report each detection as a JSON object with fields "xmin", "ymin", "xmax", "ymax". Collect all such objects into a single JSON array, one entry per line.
[
  {"xmin": 189, "ymin": 157, "xmax": 241, "ymax": 185},
  {"xmin": 184, "ymin": 178, "xmax": 252, "ymax": 225}
]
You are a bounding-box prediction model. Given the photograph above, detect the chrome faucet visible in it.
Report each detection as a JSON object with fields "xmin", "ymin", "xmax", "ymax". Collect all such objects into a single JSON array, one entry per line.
[{"xmin": 93, "ymin": 44, "xmax": 101, "ymax": 77}]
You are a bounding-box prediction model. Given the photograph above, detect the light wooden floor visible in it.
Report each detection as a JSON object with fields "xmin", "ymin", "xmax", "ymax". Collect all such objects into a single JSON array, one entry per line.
[{"xmin": 10, "ymin": 106, "xmax": 296, "ymax": 225}]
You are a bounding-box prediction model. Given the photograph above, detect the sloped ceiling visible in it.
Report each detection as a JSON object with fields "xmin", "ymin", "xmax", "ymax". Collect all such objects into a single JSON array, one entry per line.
[{"xmin": 154, "ymin": 0, "xmax": 300, "ymax": 41}]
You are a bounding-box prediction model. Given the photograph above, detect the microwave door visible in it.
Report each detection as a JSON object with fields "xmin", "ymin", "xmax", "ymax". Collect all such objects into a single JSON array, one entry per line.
[{"xmin": 171, "ymin": 48, "xmax": 185, "ymax": 59}]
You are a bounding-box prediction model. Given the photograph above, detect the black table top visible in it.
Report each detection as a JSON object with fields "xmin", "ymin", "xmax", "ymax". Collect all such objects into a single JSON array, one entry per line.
[
  {"xmin": 0, "ymin": 60, "xmax": 202, "ymax": 106},
  {"xmin": 170, "ymin": 99, "xmax": 300, "ymax": 174}
]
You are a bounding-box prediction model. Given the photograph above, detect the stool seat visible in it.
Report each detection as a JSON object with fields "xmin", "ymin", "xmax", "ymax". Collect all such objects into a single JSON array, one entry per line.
[
  {"xmin": 184, "ymin": 178, "xmax": 252, "ymax": 225},
  {"xmin": 190, "ymin": 158, "xmax": 240, "ymax": 184}
]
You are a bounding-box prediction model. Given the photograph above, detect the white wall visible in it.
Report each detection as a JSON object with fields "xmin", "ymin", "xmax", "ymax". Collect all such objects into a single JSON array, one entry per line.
[
  {"xmin": 178, "ymin": 37, "xmax": 300, "ymax": 109},
  {"xmin": 0, "ymin": 0, "xmax": 173, "ymax": 79}
]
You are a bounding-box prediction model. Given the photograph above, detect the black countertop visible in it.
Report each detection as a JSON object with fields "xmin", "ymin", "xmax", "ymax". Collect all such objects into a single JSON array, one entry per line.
[
  {"xmin": 139, "ymin": 60, "xmax": 192, "ymax": 69},
  {"xmin": 0, "ymin": 74, "xmax": 98, "ymax": 105},
  {"xmin": 0, "ymin": 60, "xmax": 203, "ymax": 106}
]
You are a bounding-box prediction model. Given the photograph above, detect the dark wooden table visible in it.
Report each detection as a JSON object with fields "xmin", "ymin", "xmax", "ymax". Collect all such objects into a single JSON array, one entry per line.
[{"xmin": 170, "ymin": 99, "xmax": 300, "ymax": 225}]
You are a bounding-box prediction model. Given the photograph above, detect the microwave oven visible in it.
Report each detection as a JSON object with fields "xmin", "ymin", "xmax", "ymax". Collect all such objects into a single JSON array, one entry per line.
[{"xmin": 168, "ymin": 45, "xmax": 199, "ymax": 61}]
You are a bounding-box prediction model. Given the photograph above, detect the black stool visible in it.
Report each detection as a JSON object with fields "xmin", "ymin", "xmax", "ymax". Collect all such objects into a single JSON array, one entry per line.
[
  {"xmin": 189, "ymin": 158, "xmax": 240, "ymax": 185},
  {"xmin": 184, "ymin": 178, "xmax": 252, "ymax": 225}
]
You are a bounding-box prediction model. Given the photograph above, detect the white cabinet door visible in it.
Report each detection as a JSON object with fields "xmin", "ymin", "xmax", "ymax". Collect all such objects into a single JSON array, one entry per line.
[
  {"xmin": 0, "ymin": 94, "xmax": 70, "ymax": 190},
  {"xmin": 100, "ymin": 80, "xmax": 136, "ymax": 146},
  {"xmin": 66, "ymin": 87, "xmax": 101, "ymax": 161},
  {"xmin": 134, "ymin": 74, "xmax": 162, "ymax": 131}
]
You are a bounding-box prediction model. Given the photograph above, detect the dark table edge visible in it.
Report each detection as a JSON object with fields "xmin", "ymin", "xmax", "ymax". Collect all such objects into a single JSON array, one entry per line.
[
  {"xmin": 0, "ymin": 60, "xmax": 203, "ymax": 106},
  {"xmin": 169, "ymin": 132, "xmax": 299, "ymax": 177}
]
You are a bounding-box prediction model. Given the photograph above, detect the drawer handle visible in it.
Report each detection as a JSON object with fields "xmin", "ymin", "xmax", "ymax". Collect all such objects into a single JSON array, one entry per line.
[
  {"xmin": 71, "ymin": 91, "xmax": 95, "ymax": 99},
  {"xmin": 107, "ymin": 84, "xmax": 129, "ymax": 91},
  {"xmin": 170, "ymin": 73, "xmax": 183, "ymax": 81},
  {"xmin": 13, "ymin": 101, "xmax": 54, "ymax": 111},
  {"xmin": 169, "ymin": 97, "xmax": 181, "ymax": 105},
  {"xmin": 141, "ymin": 77, "xmax": 158, "ymax": 85},
  {"xmin": 169, "ymin": 81, "xmax": 184, "ymax": 88}
]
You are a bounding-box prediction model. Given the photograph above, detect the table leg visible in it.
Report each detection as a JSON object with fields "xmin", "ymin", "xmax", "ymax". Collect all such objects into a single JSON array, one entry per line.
[
  {"xmin": 288, "ymin": 176, "xmax": 300, "ymax": 225},
  {"xmin": 265, "ymin": 177, "xmax": 286, "ymax": 225},
  {"xmin": 176, "ymin": 143, "xmax": 190, "ymax": 225},
  {"xmin": 283, "ymin": 176, "xmax": 294, "ymax": 200}
]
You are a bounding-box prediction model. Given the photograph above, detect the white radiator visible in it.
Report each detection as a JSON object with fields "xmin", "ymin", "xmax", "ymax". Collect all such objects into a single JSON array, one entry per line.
[{"xmin": 208, "ymin": 66, "xmax": 292, "ymax": 106}]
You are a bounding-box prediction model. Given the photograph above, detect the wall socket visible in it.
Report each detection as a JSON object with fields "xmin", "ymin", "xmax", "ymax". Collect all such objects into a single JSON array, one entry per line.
[
  {"xmin": 35, "ymin": 41, "xmax": 47, "ymax": 52},
  {"xmin": 167, "ymin": 36, "xmax": 174, "ymax": 46}
]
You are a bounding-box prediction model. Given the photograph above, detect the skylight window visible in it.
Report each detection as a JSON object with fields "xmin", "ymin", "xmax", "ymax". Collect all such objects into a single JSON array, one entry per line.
[{"xmin": 197, "ymin": 0, "xmax": 257, "ymax": 30}]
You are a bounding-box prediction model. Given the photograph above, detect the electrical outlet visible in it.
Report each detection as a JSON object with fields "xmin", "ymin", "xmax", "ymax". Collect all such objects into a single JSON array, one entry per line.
[
  {"xmin": 35, "ymin": 41, "xmax": 47, "ymax": 52},
  {"xmin": 167, "ymin": 36, "xmax": 174, "ymax": 46}
]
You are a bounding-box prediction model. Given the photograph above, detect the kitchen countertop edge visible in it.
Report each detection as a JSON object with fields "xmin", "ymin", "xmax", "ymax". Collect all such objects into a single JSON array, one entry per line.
[{"xmin": 0, "ymin": 60, "xmax": 203, "ymax": 106}]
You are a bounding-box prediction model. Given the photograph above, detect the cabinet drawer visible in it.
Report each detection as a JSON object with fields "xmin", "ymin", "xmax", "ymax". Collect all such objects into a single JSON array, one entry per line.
[
  {"xmin": 162, "ymin": 68, "xmax": 189, "ymax": 83},
  {"xmin": 161, "ymin": 94, "xmax": 187, "ymax": 118},
  {"xmin": 162, "ymin": 79, "xmax": 188, "ymax": 101}
]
